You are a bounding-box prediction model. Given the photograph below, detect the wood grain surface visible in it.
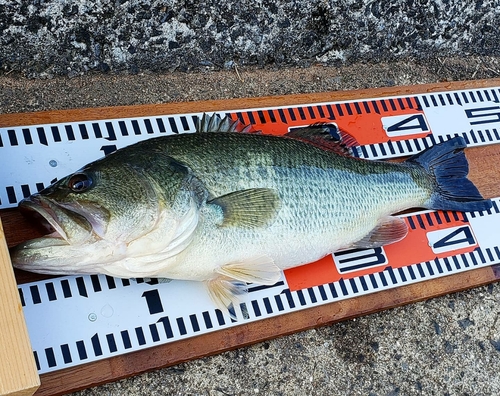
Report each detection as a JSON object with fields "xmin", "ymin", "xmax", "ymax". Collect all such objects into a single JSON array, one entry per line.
[{"xmin": 1, "ymin": 79, "xmax": 500, "ymax": 395}]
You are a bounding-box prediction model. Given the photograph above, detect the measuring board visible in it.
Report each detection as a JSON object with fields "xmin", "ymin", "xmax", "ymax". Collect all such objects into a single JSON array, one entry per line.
[
  {"xmin": 2, "ymin": 85, "xmax": 500, "ymax": 208},
  {"xmin": 2, "ymin": 80, "xmax": 500, "ymax": 395}
]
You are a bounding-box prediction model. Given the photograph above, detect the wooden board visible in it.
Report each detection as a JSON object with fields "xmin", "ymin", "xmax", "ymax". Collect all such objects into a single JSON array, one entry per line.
[
  {"xmin": 0, "ymin": 218, "xmax": 40, "ymax": 396},
  {"xmin": 2, "ymin": 78, "xmax": 500, "ymax": 395}
]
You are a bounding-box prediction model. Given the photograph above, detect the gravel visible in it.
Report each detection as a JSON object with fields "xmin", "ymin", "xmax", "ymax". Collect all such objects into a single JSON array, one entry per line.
[{"xmin": 1, "ymin": 0, "xmax": 499, "ymax": 78}]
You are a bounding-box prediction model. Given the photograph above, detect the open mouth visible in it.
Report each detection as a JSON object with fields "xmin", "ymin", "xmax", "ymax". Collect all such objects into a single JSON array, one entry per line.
[
  {"xmin": 19, "ymin": 195, "xmax": 69, "ymax": 241},
  {"xmin": 18, "ymin": 195, "xmax": 93, "ymax": 245}
]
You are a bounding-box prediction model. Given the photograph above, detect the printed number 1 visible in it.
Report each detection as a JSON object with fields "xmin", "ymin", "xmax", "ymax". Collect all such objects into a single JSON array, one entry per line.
[
  {"xmin": 142, "ymin": 289, "xmax": 164, "ymax": 315},
  {"xmin": 100, "ymin": 145, "xmax": 117, "ymax": 155}
]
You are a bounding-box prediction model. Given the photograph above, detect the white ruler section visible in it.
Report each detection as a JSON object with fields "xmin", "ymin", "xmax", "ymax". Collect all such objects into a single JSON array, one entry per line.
[
  {"xmin": 18, "ymin": 200, "xmax": 500, "ymax": 374},
  {"xmin": 1, "ymin": 86, "xmax": 500, "ymax": 374},
  {"xmin": 1, "ymin": 86, "xmax": 500, "ymax": 208}
]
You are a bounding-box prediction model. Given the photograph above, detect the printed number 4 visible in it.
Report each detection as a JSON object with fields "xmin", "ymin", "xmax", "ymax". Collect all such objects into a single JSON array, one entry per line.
[
  {"xmin": 382, "ymin": 114, "xmax": 430, "ymax": 137},
  {"xmin": 427, "ymin": 226, "xmax": 477, "ymax": 254}
]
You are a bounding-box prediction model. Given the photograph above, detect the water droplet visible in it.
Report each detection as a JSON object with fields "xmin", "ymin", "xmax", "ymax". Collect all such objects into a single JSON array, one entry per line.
[
  {"xmin": 49, "ymin": 160, "xmax": 58, "ymax": 167},
  {"xmin": 101, "ymin": 304, "xmax": 114, "ymax": 318},
  {"xmin": 88, "ymin": 313, "xmax": 97, "ymax": 322}
]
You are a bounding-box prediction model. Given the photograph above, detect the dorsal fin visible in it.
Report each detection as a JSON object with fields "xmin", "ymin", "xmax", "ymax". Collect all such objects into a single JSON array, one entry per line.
[
  {"xmin": 285, "ymin": 123, "xmax": 359, "ymax": 156},
  {"xmin": 196, "ymin": 113, "xmax": 259, "ymax": 133}
]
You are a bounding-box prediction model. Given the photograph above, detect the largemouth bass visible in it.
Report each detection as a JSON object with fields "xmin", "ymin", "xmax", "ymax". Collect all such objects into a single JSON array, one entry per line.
[{"xmin": 11, "ymin": 114, "xmax": 491, "ymax": 313}]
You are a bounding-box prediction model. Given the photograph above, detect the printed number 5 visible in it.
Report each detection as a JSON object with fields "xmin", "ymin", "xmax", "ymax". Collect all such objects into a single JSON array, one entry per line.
[{"xmin": 465, "ymin": 106, "xmax": 500, "ymax": 125}]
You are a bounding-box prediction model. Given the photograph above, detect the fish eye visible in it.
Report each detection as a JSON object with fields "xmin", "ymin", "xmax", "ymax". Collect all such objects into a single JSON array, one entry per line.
[{"xmin": 68, "ymin": 173, "xmax": 93, "ymax": 193}]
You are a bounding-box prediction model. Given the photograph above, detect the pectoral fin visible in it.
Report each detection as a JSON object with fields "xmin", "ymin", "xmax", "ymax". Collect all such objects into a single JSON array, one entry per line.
[
  {"xmin": 351, "ymin": 216, "xmax": 408, "ymax": 249},
  {"xmin": 209, "ymin": 188, "xmax": 281, "ymax": 228}
]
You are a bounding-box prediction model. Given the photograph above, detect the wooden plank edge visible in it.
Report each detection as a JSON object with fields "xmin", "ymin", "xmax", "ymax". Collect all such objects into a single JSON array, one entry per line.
[
  {"xmin": 0, "ymin": 219, "xmax": 40, "ymax": 396},
  {"xmin": 35, "ymin": 264, "xmax": 500, "ymax": 396},
  {"xmin": 1, "ymin": 78, "xmax": 500, "ymax": 127}
]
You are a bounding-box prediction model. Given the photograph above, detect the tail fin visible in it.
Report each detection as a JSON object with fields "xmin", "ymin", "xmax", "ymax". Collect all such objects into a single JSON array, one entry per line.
[{"xmin": 407, "ymin": 137, "xmax": 492, "ymax": 212}]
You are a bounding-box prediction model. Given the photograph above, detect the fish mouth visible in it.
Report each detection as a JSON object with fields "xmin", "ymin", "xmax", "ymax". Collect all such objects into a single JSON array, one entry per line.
[
  {"xmin": 18, "ymin": 195, "xmax": 93, "ymax": 246},
  {"xmin": 20, "ymin": 196, "xmax": 68, "ymax": 242}
]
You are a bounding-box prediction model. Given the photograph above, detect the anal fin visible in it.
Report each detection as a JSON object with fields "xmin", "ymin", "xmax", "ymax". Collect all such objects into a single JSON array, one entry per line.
[{"xmin": 351, "ymin": 216, "xmax": 408, "ymax": 249}]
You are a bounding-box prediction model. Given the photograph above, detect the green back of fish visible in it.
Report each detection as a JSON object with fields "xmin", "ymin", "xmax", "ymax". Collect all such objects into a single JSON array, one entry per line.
[{"xmin": 121, "ymin": 132, "xmax": 420, "ymax": 197}]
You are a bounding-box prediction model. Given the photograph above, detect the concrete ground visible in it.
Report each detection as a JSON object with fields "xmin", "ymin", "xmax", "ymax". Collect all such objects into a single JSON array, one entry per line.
[{"xmin": 2, "ymin": 58, "xmax": 500, "ymax": 395}]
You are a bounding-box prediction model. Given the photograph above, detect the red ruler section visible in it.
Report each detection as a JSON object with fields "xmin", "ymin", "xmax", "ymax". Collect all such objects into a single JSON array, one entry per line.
[
  {"xmin": 285, "ymin": 210, "xmax": 477, "ymax": 291},
  {"xmin": 227, "ymin": 96, "xmax": 430, "ymax": 145}
]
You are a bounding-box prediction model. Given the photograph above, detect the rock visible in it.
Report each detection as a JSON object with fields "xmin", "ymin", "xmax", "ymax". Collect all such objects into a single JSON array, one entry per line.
[{"xmin": 0, "ymin": 0, "xmax": 498, "ymax": 77}]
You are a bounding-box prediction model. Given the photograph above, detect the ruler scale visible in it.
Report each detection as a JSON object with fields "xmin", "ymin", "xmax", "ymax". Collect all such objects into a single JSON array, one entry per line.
[
  {"xmin": 1, "ymin": 82, "xmax": 500, "ymax": 390},
  {"xmin": 2, "ymin": 87, "xmax": 500, "ymax": 209},
  {"xmin": 17, "ymin": 199, "xmax": 500, "ymax": 374}
]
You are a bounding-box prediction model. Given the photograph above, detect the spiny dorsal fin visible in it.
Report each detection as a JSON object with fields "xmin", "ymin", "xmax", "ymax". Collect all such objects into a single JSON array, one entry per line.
[
  {"xmin": 196, "ymin": 113, "xmax": 259, "ymax": 133},
  {"xmin": 285, "ymin": 123, "xmax": 359, "ymax": 156},
  {"xmin": 208, "ymin": 188, "xmax": 281, "ymax": 228}
]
